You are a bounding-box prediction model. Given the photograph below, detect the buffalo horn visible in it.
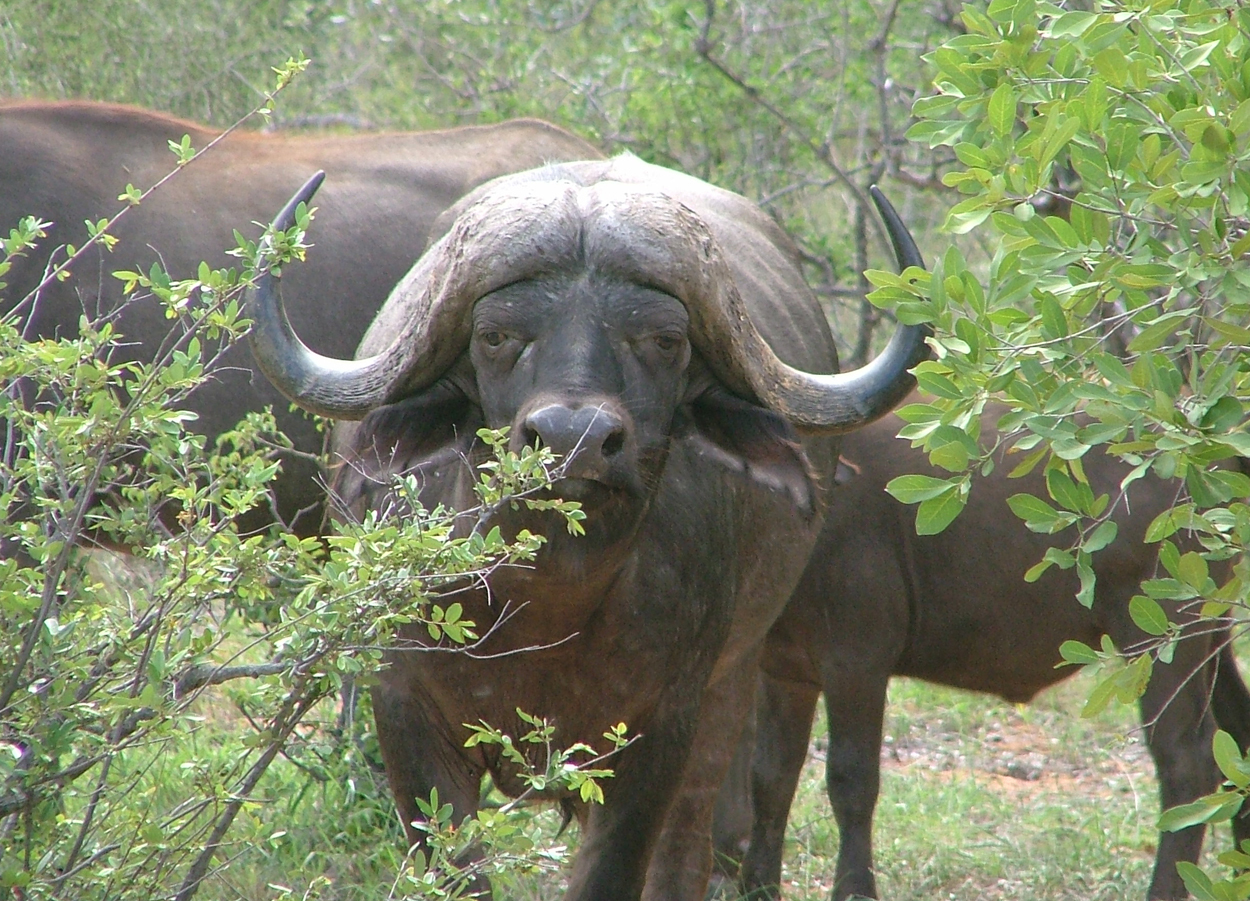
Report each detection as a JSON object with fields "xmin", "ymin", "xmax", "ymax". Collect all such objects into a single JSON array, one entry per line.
[
  {"xmin": 246, "ymin": 172, "xmax": 429, "ymax": 419},
  {"xmin": 743, "ymin": 186, "xmax": 930, "ymax": 434},
  {"xmin": 249, "ymin": 170, "xmax": 931, "ymax": 432}
]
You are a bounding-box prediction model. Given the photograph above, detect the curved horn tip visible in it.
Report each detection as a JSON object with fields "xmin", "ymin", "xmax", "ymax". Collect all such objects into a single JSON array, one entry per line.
[
  {"xmin": 868, "ymin": 184, "xmax": 894, "ymax": 216},
  {"xmin": 274, "ymin": 170, "xmax": 327, "ymax": 233},
  {"xmin": 868, "ymin": 183, "xmax": 926, "ymax": 272}
]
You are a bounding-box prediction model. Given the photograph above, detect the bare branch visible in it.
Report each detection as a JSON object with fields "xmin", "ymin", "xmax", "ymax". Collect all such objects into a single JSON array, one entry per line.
[{"xmin": 174, "ymin": 660, "xmax": 291, "ymax": 697}]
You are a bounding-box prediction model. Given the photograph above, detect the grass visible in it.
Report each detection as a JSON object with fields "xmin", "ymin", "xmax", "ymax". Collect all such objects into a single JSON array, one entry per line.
[
  {"xmin": 774, "ymin": 671, "xmax": 1204, "ymax": 901},
  {"xmin": 195, "ymin": 669, "xmax": 1210, "ymax": 900}
]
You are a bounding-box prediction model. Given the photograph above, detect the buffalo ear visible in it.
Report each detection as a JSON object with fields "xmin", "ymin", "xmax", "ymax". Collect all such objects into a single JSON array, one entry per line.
[
  {"xmin": 685, "ymin": 385, "xmax": 818, "ymax": 513},
  {"xmin": 331, "ymin": 380, "xmax": 482, "ymax": 519}
]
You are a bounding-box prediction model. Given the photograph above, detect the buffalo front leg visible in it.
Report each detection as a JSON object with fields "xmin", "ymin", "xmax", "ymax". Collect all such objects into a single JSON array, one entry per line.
[
  {"xmin": 564, "ymin": 687, "xmax": 709, "ymax": 901},
  {"xmin": 710, "ymin": 693, "xmax": 757, "ymax": 880},
  {"xmin": 822, "ymin": 671, "xmax": 891, "ymax": 901},
  {"xmin": 370, "ymin": 682, "xmax": 486, "ymax": 876},
  {"xmin": 643, "ymin": 656, "xmax": 763, "ymax": 901},
  {"xmin": 739, "ymin": 673, "xmax": 820, "ymax": 898}
]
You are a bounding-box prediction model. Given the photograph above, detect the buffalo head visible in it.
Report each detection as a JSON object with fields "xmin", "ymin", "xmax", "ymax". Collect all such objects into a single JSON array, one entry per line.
[{"xmin": 249, "ymin": 157, "xmax": 928, "ymax": 568}]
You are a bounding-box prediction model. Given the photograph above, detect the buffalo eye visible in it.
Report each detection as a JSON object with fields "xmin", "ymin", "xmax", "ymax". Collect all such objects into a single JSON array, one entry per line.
[
  {"xmin": 475, "ymin": 328, "xmax": 525, "ymax": 363},
  {"xmin": 653, "ymin": 334, "xmax": 683, "ymax": 354}
]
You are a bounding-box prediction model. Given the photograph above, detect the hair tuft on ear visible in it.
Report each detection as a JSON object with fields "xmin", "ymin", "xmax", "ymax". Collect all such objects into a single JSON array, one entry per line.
[{"xmin": 331, "ymin": 380, "xmax": 481, "ymax": 520}]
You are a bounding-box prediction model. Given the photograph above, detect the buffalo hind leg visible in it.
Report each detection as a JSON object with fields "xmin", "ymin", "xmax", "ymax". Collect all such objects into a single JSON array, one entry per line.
[
  {"xmin": 1212, "ymin": 643, "xmax": 1250, "ymax": 855},
  {"xmin": 1135, "ymin": 639, "xmax": 1220, "ymax": 900},
  {"xmin": 740, "ymin": 674, "xmax": 820, "ymax": 897}
]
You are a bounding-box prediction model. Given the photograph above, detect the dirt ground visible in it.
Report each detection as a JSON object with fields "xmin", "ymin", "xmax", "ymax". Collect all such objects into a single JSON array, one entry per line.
[{"xmin": 875, "ymin": 704, "xmax": 1155, "ymax": 803}]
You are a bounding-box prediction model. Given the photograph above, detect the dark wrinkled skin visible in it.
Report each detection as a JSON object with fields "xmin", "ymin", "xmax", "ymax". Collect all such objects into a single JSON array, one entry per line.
[
  {"xmin": 713, "ymin": 409, "xmax": 1250, "ymax": 901},
  {"xmin": 0, "ymin": 100, "xmax": 600, "ymax": 536},
  {"xmin": 333, "ymin": 267, "xmax": 838, "ymax": 901}
]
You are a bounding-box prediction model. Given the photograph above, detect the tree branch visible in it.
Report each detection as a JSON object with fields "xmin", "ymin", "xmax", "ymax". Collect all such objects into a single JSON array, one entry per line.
[
  {"xmin": 694, "ymin": 0, "xmax": 890, "ymax": 251},
  {"xmin": 173, "ymin": 661, "xmax": 291, "ymax": 697}
]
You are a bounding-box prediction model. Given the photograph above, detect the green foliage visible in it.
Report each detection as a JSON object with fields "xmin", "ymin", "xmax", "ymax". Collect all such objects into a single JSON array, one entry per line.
[
  {"xmin": 464, "ymin": 712, "xmax": 631, "ymax": 806},
  {"xmin": 898, "ymin": 0, "xmax": 1250, "ymax": 530},
  {"xmin": 886, "ymin": 0, "xmax": 1250, "ymax": 893},
  {"xmin": 14, "ymin": 0, "xmax": 1250, "ymax": 891},
  {"xmin": 2, "ymin": 0, "xmax": 962, "ymax": 365},
  {"xmin": 781, "ymin": 675, "xmax": 1161, "ymax": 899}
]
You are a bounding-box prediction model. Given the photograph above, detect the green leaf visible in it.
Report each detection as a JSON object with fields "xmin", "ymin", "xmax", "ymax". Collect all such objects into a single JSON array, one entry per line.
[
  {"xmin": 915, "ymin": 488, "xmax": 967, "ymax": 535},
  {"xmin": 1178, "ymin": 552, "xmax": 1210, "ymax": 591},
  {"xmin": 1082, "ymin": 520, "xmax": 1118, "ymax": 553},
  {"xmin": 1201, "ymin": 396, "xmax": 1242, "ymax": 432},
  {"xmin": 988, "ymin": 83, "xmax": 1017, "ymax": 138},
  {"xmin": 1161, "ymin": 794, "xmax": 1241, "ymax": 832},
  {"xmin": 1207, "ymin": 318, "xmax": 1250, "ymax": 348},
  {"xmin": 1007, "ymin": 493, "xmax": 1077, "ymax": 533},
  {"xmin": 1117, "ymin": 654, "xmax": 1153, "ymax": 702},
  {"xmin": 1213, "ymin": 731, "xmax": 1250, "ymax": 789},
  {"xmin": 1127, "ymin": 311, "xmax": 1190, "ymax": 353},
  {"xmin": 1007, "ymin": 446, "xmax": 1047, "ymax": 479},
  {"xmin": 1092, "ymin": 352, "xmax": 1134, "ymax": 388},
  {"xmin": 885, "ymin": 474, "xmax": 959, "ymax": 504},
  {"xmin": 928, "ymin": 441, "xmax": 970, "ymax": 472},
  {"xmin": 1175, "ymin": 862, "xmax": 1220, "ymax": 901},
  {"xmin": 1046, "ymin": 469, "xmax": 1086, "ymax": 514},
  {"xmin": 1037, "ymin": 293, "xmax": 1069, "ymax": 338},
  {"xmin": 1076, "ymin": 556, "xmax": 1096, "ymax": 608},
  {"xmin": 1039, "ymin": 115, "xmax": 1081, "ymax": 169},
  {"xmin": 1058, "ymin": 639, "xmax": 1099, "ymax": 665},
  {"xmin": 1129, "ymin": 595, "xmax": 1170, "ymax": 636},
  {"xmin": 1048, "ymin": 10, "xmax": 1097, "ymax": 38},
  {"xmin": 914, "ymin": 370, "xmax": 964, "ymax": 400},
  {"xmin": 1145, "ymin": 508, "xmax": 1184, "ymax": 543},
  {"xmin": 1082, "ymin": 672, "xmax": 1119, "ymax": 718},
  {"xmin": 1159, "ymin": 541, "xmax": 1182, "ymax": 578},
  {"xmin": 1092, "ymin": 47, "xmax": 1129, "ymax": 87},
  {"xmin": 944, "ymin": 201, "xmax": 993, "ymax": 234}
]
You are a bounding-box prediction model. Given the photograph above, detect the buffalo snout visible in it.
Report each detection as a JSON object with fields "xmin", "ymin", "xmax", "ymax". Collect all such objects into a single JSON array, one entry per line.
[{"xmin": 520, "ymin": 402, "xmax": 629, "ymax": 481}]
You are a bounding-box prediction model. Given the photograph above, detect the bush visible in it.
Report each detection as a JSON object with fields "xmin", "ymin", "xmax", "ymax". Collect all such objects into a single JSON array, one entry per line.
[
  {"xmin": 889, "ymin": 0, "xmax": 1250, "ymax": 894},
  {"xmin": 0, "ymin": 86, "xmax": 599, "ymax": 901}
]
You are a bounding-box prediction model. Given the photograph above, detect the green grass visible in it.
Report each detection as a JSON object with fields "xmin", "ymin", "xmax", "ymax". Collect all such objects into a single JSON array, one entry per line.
[
  {"xmin": 773, "ymin": 672, "xmax": 1211, "ymax": 901},
  {"xmin": 187, "ymin": 670, "xmax": 1208, "ymax": 900}
]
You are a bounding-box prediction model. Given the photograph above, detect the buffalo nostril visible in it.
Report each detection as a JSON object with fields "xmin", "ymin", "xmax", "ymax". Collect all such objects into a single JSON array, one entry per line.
[{"xmin": 601, "ymin": 429, "xmax": 625, "ymax": 459}]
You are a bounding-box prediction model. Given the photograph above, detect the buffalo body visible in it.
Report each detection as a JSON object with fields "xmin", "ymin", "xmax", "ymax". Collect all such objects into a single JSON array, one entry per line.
[
  {"xmin": 248, "ymin": 157, "xmax": 930, "ymax": 900},
  {"xmin": 0, "ymin": 100, "xmax": 601, "ymax": 534},
  {"xmin": 716, "ymin": 410, "xmax": 1250, "ymax": 901}
]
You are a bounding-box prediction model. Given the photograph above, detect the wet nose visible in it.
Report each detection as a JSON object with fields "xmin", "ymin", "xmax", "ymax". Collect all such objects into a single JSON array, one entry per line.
[{"xmin": 522, "ymin": 403, "xmax": 627, "ymax": 479}]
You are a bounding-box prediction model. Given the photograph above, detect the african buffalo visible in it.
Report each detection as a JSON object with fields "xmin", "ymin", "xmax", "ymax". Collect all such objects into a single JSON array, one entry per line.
[
  {"xmin": 0, "ymin": 99, "xmax": 601, "ymax": 536},
  {"xmin": 713, "ymin": 409, "xmax": 1250, "ymax": 901},
  {"xmin": 246, "ymin": 158, "xmax": 931, "ymax": 899}
]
